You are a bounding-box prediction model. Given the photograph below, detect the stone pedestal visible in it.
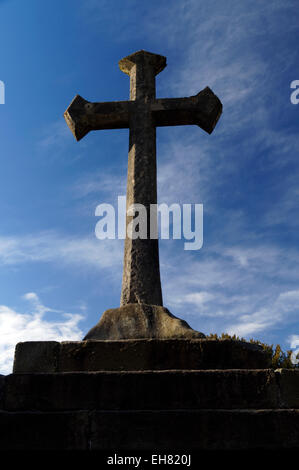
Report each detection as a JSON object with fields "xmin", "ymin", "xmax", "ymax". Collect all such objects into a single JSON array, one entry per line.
[
  {"xmin": 13, "ymin": 338, "xmax": 271, "ymax": 373},
  {"xmin": 1, "ymin": 366, "xmax": 299, "ymax": 450},
  {"xmin": 1, "ymin": 337, "xmax": 299, "ymax": 450}
]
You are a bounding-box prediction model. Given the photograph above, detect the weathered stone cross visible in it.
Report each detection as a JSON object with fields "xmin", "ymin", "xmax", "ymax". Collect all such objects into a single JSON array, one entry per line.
[{"xmin": 64, "ymin": 50, "xmax": 222, "ymax": 312}]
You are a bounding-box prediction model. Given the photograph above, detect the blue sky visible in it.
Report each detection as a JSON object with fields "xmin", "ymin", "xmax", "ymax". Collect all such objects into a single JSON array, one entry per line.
[{"xmin": 0, "ymin": 0, "xmax": 299, "ymax": 374}]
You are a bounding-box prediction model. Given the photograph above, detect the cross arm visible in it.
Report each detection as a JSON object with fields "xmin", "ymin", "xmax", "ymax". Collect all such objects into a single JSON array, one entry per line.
[
  {"xmin": 152, "ymin": 87, "xmax": 222, "ymax": 134},
  {"xmin": 64, "ymin": 95, "xmax": 131, "ymax": 141}
]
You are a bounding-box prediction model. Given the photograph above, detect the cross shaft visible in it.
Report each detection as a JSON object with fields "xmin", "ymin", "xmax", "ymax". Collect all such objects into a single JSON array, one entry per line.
[
  {"xmin": 64, "ymin": 50, "xmax": 222, "ymax": 307},
  {"xmin": 120, "ymin": 51, "xmax": 163, "ymax": 306}
]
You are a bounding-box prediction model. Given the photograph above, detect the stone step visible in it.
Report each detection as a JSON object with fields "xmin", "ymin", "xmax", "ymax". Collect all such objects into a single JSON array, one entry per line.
[
  {"xmin": 0, "ymin": 409, "xmax": 299, "ymax": 450},
  {"xmin": 2, "ymin": 369, "xmax": 299, "ymax": 411},
  {"xmin": 13, "ymin": 338, "xmax": 271, "ymax": 373}
]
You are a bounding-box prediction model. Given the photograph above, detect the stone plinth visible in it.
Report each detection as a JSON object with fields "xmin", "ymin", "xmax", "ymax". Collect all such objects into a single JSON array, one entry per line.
[
  {"xmin": 13, "ymin": 338, "xmax": 271, "ymax": 373},
  {"xmin": 83, "ymin": 304, "xmax": 205, "ymax": 340},
  {"xmin": 4, "ymin": 333, "xmax": 299, "ymax": 451},
  {"xmin": 3, "ymin": 370, "xmax": 299, "ymax": 411},
  {"xmin": 1, "ymin": 370, "xmax": 299, "ymax": 450}
]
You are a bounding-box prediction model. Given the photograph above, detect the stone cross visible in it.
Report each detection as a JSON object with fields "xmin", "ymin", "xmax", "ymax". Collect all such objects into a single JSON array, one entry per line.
[{"xmin": 64, "ymin": 50, "xmax": 222, "ymax": 308}]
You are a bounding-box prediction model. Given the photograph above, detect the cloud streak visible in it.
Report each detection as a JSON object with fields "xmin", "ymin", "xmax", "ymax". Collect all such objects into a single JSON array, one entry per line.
[
  {"xmin": 160, "ymin": 241, "xmax": 299, "ymax": 347},
  {"xmin": 0, "ymin": 231, "xmax": 122, "ymax": 270}
]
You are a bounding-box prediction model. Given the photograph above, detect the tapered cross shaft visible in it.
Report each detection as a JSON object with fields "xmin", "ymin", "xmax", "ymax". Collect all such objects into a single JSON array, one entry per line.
[
  {"xmin": 118, "ymin": 51, "xmax": 164, "ymax": 306},
  {"xmin": 64, "ymin": 50, "xmax": 222, "ymax": 307}
]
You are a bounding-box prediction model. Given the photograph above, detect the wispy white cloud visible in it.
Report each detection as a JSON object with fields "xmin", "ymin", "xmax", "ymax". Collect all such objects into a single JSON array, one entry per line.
[
  {"xmin": 38, "ymin": 120, "xmax": 70, "ymax": 149},
  {"xmin": 184, "ymin": 292, "xmax": 215, "ymax": 307},
  {"xmin": 0, "ymin": 293, "xmax": 84, "ymax": 375},
  {"xmin": 0, "ymin": 231, "xmax": 122, "ymax": 270},
  {"xmin": 36, "ymin": 118, "xmax": 86, "ymax": 164},
  {"xmin": 72, "ymin": 170, "xmax": 126, "ymax": 200},
  {"xmin": 227, "ymin": 287, "xmax": 299, "ymax": 339},
  {"xmin": 160, "ymin": 241, "xmax": 299, "ymax": 343}
]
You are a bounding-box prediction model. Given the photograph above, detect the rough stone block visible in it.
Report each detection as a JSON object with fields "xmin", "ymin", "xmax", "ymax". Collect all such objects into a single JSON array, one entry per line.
[
  {"xmin": 4, "ymin": 369, "xmax": 279, "ymax": 411},
  {"xmin": 276, "ymin": 369, "xmax": 299, "ymax": 408},
  {"xmin": 0, "ymin": 411, "xmax": 88, "ymax": 450},
  {"xmin": 13, "ymin": 339, "xmax": 271, "ymax": 373},
  {"xmin": 58, "ymin": 338, "xmax": 271, "ymax": 371},
  {"xmin": 4, "ymin": 373, "xmax": 96, "ymax": 411},
  {"xmin": 1, "ymin": 409, "xmax": 298, "ymax": 451},
  {"xmin": 89, "ymin": 409, "xmax": 299, "ymax": 450},
  {"xmin": 84, "ymin": 304, "xmax": 205, "ymax": 340},
  {"xmin": 13, "ymin": 341, "xmax": 59, "ymax": 373}
]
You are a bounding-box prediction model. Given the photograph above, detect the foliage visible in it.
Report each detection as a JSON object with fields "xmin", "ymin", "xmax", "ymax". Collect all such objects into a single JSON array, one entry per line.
[{"xmin": 206, "ymin": 332, "xmax": 298, "ymax": 369}]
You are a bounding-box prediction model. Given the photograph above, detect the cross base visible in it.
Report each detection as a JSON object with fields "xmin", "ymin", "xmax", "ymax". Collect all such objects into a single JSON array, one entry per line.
[
  {"xmin": 7, "ymin": 338, "xmax": 298, "ymax": 452},
  {"xmin": 2, "ymin": 370, "xmax": 299, "ymax": 452},
  {"xmin": 83, "ymin": 304, "xmax": 205, "ymax": 340},
  {"xmin": 12, "ymin": 338, "xmax": 271, "ymax": 373}
]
